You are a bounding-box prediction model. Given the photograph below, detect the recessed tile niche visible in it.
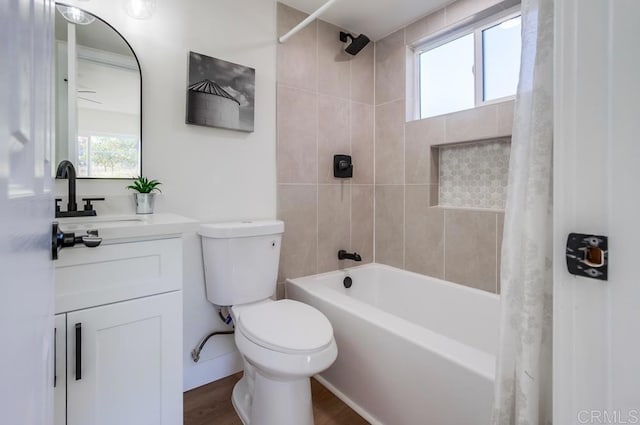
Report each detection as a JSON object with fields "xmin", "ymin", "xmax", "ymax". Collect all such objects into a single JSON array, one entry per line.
[{"xmin": 435, "ymin": 138, "xmax": 511, "ymax": 210}]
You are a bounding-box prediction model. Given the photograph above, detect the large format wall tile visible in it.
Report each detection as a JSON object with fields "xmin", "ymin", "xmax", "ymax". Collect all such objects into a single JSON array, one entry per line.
[
  {"xmin": 365, "ymin": 0, "xmax": 516, "ymax": 294},
  {"xmin": 351, "ymin": 185, "xmax": 374, "ymax": 263},
  {"xmin": 497, "ymin": 212, "xmax": 504, "ymax": 293},
  {"xmin": 444, "ymin": 209, "xmax": 498, "ymax": 292},
  {"xmin": 276, "ymin": 4, "xmax": 375, "ymax": 286},
  {"xmin": 318, "ymin": 184, "xmax": 351, "ymax": 272},
  {"xmin": 277, "ymin": 184, "xmax": 318, "ymax": 281},
  {"xmin": 375, "ymin": 185, "xmax": 405, "ymax": 268},
  {"xmin": 277, "ymin": 85, "xmax": 317, "ymax": 183},
  {"xmin": 404, "ymin": 186, "xmax": 445, "ymax": 278},
  {"xmin": 405, "ymin": 115, "xmax": 445, "ymax": 184},
  {"xmin": 375, "ymin": 100, "xmax": 405, "ymax": 184},
  {"xmin": 318, "ymin": 95, "xmax": 350, "ymax": 183},
  {"xmin": 497, "ymin": 100, "xmax": 515, "ymax": 136},
  {"xmin": 444, "ymin": 104, "xmax": 498, "ymax": 143},
  {"xmin": 277, "ymin": 3, "xmax": 317, "ymax": 91},
  {"xmin": 351, "ymin": 102, "xmax": 374, "ymax": 184},
  {"xmin": 318, "ymin": 20, "xmax": 351, "ymax": 99},
  {"xmin": 375, "ymin": 29, "xmax": 406, "ymax": 105},
  {"xmin": 350, "ymin": 43, "xmax": 374, "ymax": 105}
]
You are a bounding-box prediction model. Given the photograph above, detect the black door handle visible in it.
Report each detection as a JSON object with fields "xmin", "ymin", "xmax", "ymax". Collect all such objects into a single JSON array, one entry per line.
[
  {"xmin": 51, "ymin": 222, "xmax": 102, "ymax": 260},
  {"xmin": 75, "ymin": 323, "xmax": 82, "ymax": 381}
]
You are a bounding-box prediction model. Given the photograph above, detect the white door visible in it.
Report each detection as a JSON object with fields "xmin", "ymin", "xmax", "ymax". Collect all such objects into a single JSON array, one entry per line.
[
  {"xmin": 0, "ymin": 0, "xmax": 55, "ymax": 424},
  {"xmin": 554, "ymin": 0, "xmax": 640, "ymax": 423},
  {"xmin": 66, "ymin": 292, "xmax": 183, "ymax": 425}
]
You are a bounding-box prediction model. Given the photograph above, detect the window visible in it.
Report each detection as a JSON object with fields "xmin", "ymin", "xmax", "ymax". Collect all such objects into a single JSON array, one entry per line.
[
  {"xmin": 76, "ymin": 133, "xmax": 140, "ymax": 178},
  {"xmin": 418, "ymin": 11, "xmax": 521, "ymax": 119}
]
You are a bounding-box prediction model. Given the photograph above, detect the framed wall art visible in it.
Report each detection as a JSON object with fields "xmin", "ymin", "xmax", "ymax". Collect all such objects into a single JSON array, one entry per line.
[{"xmin": 186, "ymin": 51, "xmax": 255, "ymax": 132}]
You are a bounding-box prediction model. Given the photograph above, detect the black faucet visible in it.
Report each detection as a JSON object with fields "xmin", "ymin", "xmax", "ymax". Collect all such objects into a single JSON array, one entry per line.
[
  {"xmin": 338, "ymin": 250, "xmax": 362, "ymax": 262},
  {"xmin": 56, "ymin": 160, "xmax": 77, "ymax": 214},
  {"xmin": 55, "ymin": 160, "xmax": 104, "ymax": 218}
]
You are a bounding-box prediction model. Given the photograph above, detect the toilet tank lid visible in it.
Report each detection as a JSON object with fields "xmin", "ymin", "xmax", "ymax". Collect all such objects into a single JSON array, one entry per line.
[{"xmin": 199, "ymin": 220, "xmax": 284, "ymax": 238}]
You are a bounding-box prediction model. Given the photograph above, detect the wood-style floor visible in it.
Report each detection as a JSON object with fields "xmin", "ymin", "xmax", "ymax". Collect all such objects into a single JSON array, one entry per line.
[{"xmin": 184, "ymin": 372, "xmax": 369, "ymax": 425}]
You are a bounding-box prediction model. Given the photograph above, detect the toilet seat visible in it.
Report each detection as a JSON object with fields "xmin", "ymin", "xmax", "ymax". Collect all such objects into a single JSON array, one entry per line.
[{"xmin": 237, "ymin": 299, "xmax": 334, "ymax": 354}]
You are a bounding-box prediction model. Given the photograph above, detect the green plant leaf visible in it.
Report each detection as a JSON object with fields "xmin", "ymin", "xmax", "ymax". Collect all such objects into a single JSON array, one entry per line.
[{"xmin": 127, "ymin": 175, "xmax": 162, "ymax": 193}]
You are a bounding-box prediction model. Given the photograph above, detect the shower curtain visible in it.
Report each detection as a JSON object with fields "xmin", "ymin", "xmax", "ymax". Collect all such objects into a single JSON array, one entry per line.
[{"xmin": 491, "ymin": 0, "xmax": 553, "ymax": 423}]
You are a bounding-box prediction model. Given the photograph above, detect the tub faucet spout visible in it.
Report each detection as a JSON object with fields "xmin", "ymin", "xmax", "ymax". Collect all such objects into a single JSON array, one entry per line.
[{"xmin": 338, "ymin": 250, "xmax": 361, "ymax": 262}]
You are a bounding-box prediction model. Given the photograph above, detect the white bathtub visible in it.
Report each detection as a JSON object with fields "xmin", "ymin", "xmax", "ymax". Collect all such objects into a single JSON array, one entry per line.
[{"xmin": 286, "ymin": 263, "xmax": 500, "ymax": 425}]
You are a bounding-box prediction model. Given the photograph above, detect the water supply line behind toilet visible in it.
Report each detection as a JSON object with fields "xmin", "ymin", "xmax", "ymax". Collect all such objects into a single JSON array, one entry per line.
[{"xmin": 191, "ymin": 307, "xmax": 235, "ymax": 363}]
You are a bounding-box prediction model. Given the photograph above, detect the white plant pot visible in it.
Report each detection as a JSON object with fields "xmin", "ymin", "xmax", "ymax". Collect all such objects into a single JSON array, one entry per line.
[{"xmin": 134, "ymin": 193, "xmax": 155, "ymax": 214}]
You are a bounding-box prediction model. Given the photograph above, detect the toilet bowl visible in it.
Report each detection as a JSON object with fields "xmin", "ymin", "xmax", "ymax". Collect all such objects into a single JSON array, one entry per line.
[
  {"xmin": 231, "ymin": 299, "xmax": 337, "ymax": 425},
  {"xmin": 198, "ymin": 220, "xmax": 337, "ymax": 425}
]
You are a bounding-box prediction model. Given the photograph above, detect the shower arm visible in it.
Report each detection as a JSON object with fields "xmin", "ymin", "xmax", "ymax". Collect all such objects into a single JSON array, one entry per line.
[{"xmin": 278, "ymin": 0, "xmax": 340, "ymax": 43}]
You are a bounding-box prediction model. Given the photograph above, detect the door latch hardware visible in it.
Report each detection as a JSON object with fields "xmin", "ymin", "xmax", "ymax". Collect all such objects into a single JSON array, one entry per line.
[
  {"xmin": 566, "ymin": 233, "xmax": 608, "ymax": 281},
  {"xmin": 51, "ymin": 222, "xmax": 102, "ymax": 260}
]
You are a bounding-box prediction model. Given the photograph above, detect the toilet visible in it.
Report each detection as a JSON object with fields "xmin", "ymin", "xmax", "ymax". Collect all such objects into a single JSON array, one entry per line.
[{"xmin": 199, "ymin": 220, "xmax": 337, "ymax": 425}]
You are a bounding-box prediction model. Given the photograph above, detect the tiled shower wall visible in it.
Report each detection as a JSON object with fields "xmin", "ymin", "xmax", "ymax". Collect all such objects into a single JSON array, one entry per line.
[
  {"xmin": 276, "ymin": 4, "xmax": 375, "ymax": 297},
  {"xmin": 373, "ymin": 0, "xmax": 516, "ymax": 293},
  {"xmin": 276, "ymin": 0, "xmax": 517, "ymax": 295}
]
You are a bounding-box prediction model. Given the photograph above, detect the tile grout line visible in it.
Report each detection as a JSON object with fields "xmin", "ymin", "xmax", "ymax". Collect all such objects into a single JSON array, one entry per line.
[
  {"xmin": 495, "ymin": 212, "xmax": 499, "ymax": 294},
  {"xmin": 375, "ymin": 97, "xmax": 406, "ymax": 108},
  {"xmin": 278, "ymin": 80, "xmax": 375, "ymax": 107},
  {"xmin": 403, "ymin": 185, "xmax": 407, "ymax": 269},
  {"xmin": 372, "ymin": 38, "xmax": 377, "ymax": 263},
  {"xmin": 348, "ymin": 49, "xmax": 353, "ymax": 255},
  {"xmin": 315, "ymin": 17, "xmax": 320, "ymax": 275},
  {"xmin": 402, "ymin": 28, "xmax": 407, "ymax": 269}
]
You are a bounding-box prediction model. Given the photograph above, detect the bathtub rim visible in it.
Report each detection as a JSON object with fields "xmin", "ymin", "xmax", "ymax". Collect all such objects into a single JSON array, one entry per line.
[
  {"xmin": 289, "ymin": 262, "xmax": 500, "ymax": 303},
  {"xmin": 286, "ymin": 263, "xmax": 498, "ymax": 383}
]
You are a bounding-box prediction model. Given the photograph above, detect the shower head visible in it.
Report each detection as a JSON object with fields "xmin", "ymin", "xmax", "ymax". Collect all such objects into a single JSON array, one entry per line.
[{"xmin": 339, "ymin": 31, "xmax": 370, "ymax": 56}]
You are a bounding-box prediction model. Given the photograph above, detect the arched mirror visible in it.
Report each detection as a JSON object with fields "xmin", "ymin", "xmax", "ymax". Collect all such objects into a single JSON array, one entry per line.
[{"xmin": 55, "ymin": 4, "xmax": 141, "ymax": 179}]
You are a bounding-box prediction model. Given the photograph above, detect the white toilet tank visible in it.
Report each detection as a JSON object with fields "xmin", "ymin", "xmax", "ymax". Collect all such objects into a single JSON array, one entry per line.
[{"xmin": 199, "ymin": 220, "xmax": 284, "ymax": 306}]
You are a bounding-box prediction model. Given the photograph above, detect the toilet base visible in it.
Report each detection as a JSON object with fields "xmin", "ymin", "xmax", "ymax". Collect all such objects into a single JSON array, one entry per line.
[
  {"xmin": 232, "ymin": 376, "xmax": 250, "ymax": 425},
  {"xmin": 232, "ymin": 368, "xmax": 314, "ymax": 425}
]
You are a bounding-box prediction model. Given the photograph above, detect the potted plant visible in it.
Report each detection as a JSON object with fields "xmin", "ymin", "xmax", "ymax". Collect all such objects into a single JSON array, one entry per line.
[{"xmin": 127, "ymin": 176, "xmax": 162, "ymax": 214}]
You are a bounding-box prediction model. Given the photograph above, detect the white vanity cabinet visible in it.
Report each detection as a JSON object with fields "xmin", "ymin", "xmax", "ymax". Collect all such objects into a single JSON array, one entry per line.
[{"xmin": 54, "ymin": 227, "xmax": 187, "ymax": 425}]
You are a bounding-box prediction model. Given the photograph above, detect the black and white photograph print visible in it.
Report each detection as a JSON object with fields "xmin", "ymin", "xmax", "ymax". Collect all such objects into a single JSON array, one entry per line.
[{"xmin": 186, "ymin": 51, "xmax": 255, "ymax": 132}]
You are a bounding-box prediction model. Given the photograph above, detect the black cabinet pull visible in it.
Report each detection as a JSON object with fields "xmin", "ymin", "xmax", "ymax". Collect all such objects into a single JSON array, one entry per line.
[
  {"xmin": 53, "ymin": 328, "xmax": 57, "ymax": 388},
  {"xmin": 75, "ymin": 323, "xmax": 82, "ymax": 381}
]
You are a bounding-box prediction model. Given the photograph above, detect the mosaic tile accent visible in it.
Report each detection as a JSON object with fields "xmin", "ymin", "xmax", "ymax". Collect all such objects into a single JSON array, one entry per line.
[{"xmin": 438, "ymin": 138, "xmax": 511, "ymax": 209}]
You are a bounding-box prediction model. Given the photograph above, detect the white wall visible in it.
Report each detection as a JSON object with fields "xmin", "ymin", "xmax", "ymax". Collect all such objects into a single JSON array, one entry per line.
[
  {"xmin": 78, "ymin": 108, "xmax": 138, "ymax": 135},
  {"xmin": 56, "ymin": 0, "xmax": 278, "ymax": 391}
]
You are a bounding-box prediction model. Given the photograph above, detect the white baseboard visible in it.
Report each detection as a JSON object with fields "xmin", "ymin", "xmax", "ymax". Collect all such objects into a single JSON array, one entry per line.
[{"xmin": 183, "ymin": 350, "xmax": 243, "ymax": 392}]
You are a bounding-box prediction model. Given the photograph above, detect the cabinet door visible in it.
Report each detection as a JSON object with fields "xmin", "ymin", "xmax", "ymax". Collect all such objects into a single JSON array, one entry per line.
[
  {"xmin": 54, "ymin": 314, "xmax": 66, "ymax": 425},
  {"xmin": 66, "ymin": 292, "xmax": 182, "ymax": 425}
]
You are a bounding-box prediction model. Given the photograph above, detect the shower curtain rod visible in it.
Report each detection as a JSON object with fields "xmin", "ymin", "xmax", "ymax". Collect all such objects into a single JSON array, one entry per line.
[{"xmin": 278, "ymin": 0, "xmax": 340, "ymax": 43}]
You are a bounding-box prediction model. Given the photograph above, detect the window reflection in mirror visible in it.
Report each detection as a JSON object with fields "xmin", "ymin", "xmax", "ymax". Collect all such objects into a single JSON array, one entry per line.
[{"xmin": 54, "ymin": 4, "xmax": 141, "ymax": 178}]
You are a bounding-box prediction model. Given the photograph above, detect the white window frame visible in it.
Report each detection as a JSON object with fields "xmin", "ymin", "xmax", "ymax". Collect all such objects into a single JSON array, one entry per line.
[
  {"xmin": 76, "ymin": 131, "xmax": 141, "ymax": 178},
  {"xmin": 414, "ymin": 5, "xmax": 521, "ymax": 119}
]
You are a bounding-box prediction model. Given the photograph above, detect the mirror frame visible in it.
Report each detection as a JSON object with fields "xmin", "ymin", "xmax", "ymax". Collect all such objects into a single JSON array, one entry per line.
[{"xmin": 56, "ymin": 2, "xmax": 143, "ymax": 180}]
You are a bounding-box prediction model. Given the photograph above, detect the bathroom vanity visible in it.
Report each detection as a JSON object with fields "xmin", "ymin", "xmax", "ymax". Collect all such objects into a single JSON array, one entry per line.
[{"xmin": 53, "ymin": 214, "xmax": 195, "ymax": 425}]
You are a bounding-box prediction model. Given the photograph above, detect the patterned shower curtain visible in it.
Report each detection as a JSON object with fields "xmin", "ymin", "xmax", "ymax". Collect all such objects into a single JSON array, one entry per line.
[{"xmin": 491, "ymin": 0, "xmax": 554, "ymax": 423}]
